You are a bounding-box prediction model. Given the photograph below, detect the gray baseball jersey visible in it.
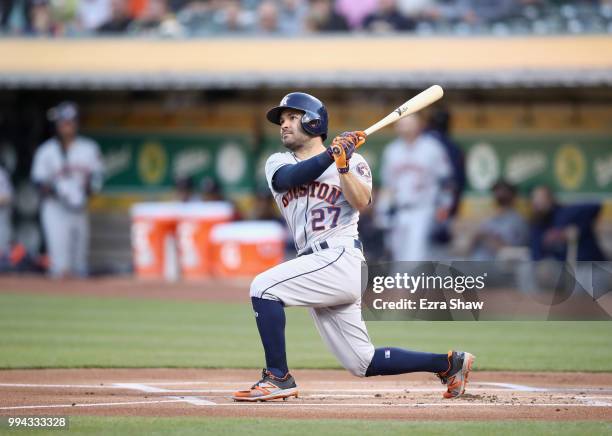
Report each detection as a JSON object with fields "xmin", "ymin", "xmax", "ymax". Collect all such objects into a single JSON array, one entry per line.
[
  {"xmin": 31, "ymin": 136, "xmax": 104, "ymax": 277},
  {"xmin": 251, "ymin": 150, "xmax": 376, "ymax": 377},
  {"xmin": 380, "ymin": 133, "xmax": 451, "ymax": 261},
  {"xmin": 32, "ymin": 136, "xmax": 104, "ymax": 211},
  {"xmin": 381, "ymin": 133, "xmax": 450, "ymax": 208},
  {"xmin": 265, "ymin": 151, "xmax": 372, "ymax": 254}
]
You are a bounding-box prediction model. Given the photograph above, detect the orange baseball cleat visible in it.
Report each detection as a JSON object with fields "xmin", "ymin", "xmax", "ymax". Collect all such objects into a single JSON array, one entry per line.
[
  {"xmin": 232, "ymin": 369, "xmax": 298, "ymax": 402},
  {"xmin": 437, "ymin": 351, "xmax": 476, "ymax": 399}
]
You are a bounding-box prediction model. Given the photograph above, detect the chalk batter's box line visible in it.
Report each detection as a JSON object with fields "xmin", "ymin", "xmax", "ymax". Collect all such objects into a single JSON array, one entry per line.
[
  {"xmin": 1, "ymin": 380, "xmax": 612, "ymax": 411},
  {"xmin": 2, "ymin": 381, "xmax": 612, "ymax": 410},
  {"xmin": 2, "ymin": 401, "xmax": 612, "ymax": 411}
]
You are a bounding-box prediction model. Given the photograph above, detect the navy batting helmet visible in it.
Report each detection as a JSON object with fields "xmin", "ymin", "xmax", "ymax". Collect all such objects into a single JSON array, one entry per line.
[{"xmin": 266, "ymin": 92, "xmax": 328, "ymax": 141}]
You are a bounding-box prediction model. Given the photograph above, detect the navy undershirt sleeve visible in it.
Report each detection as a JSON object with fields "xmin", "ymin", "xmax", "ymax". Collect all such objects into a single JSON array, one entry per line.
[{"xmin": 271, "ymin": 150, "xmax": 334, "ymax": 192}]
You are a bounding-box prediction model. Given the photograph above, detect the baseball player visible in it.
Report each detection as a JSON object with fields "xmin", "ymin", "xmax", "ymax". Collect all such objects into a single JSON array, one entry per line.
[
  {"xmin": 378, "ymin": 114, "xmax": 452, "ymax": 261},
  {"xmin": 31, "ymin": 102, "xmax": 104, "ymax": 278},
  {"xmin": 232, "ymin": 93, "xmax": 474, "ymax": 402},
  {"xmin": 0, "ymin": 164, "xmax": 13, "ymax": 255}
]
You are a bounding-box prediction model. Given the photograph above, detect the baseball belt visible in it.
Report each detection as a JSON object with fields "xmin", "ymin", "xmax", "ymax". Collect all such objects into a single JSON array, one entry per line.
[{"xmin": 299, "ymin": 239, "xmax": 363, "ymax": 257}]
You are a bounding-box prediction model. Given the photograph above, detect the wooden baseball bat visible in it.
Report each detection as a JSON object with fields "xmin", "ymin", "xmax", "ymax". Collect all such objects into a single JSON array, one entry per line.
[{"xmin": 363, "ymin": 85, "xmax": 444, "ymax": 137}]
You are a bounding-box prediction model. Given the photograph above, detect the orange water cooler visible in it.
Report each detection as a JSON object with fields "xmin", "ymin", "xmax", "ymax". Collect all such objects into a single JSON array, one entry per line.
[
  {"xmin": 130, "ymin": 203, "xmax": 182, "ymax": 280},
  {"xmin": 210, "ymin": 221, "xmax": 286, "ymax": 277},
  {"xmin": 176, "ymin": 202, "xmax": 234, "ymax": 279}
]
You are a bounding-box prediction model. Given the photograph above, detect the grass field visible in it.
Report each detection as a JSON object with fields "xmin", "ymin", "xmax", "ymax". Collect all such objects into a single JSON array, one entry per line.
[
  {"xmin": 1, "ymin": 292, "xmax": 611, "ymax": 371},
  {"xmin": 6, "ymin": 417, "xmax": 612, "ymax": 436}
]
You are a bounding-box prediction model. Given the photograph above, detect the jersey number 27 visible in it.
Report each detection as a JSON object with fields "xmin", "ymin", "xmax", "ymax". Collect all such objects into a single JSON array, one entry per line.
[{"xmin": 311, "ymin": 206, "xmax": 341, "ymax": 231}]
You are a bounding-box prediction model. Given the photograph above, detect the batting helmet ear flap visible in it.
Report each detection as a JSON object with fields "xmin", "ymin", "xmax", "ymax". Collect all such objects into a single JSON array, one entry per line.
[
  {"xmin": 306, "ymin": 119, "xmax": 321, "ymax": 130},
  {"xmin": 300, "ymin": 112, "xmax": 321, "ymax": 135}
]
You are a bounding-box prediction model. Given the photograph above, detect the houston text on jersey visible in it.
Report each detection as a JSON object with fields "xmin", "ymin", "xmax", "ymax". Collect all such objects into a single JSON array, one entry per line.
[{"xmin": 281, "ymin": 181, "xmax": 341, "ymax": 208}]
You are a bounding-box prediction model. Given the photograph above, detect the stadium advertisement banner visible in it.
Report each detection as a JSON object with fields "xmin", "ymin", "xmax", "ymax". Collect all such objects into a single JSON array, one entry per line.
[
  {"xmin": 91, "ymin": 131, "xmax": 611, "ymax": 197},
  {"xmin": 362, "ymin": 261, "xmax": 612, "ymax": 321},
  {"xmin": 90, "ymin": 132, "xmax": 255, "ymax": 194},
  {"xmin": 461, "ymin": 134, "xmax": 612, "ymax": 195}
]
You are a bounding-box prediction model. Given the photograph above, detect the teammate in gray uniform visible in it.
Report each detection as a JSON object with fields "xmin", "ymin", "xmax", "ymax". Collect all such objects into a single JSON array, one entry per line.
[
  {"xmin": 0, "ymin": 165, "xmax": 13, "ymax": 255},
  {"xmin": 31, "ymin": 102, "xmax": 104, "ymax": 278},
  {"xmin": 233, "ymin": 93, "xmax": 474, "ymax": 402},
  {"xmin": 379, "ymin": 114, "xmax": 452, "ymax": 261}
]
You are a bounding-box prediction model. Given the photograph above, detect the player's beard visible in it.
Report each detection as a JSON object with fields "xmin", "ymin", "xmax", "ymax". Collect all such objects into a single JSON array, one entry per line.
[{"xmin": 281, "ymin": 131, "xmax": 308, "ymax": 152}]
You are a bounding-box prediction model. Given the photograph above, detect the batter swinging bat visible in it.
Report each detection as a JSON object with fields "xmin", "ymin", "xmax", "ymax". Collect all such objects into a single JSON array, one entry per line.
[{"xmin": 363, "ymin": 85, "xmax": 444, "ymax": 137}]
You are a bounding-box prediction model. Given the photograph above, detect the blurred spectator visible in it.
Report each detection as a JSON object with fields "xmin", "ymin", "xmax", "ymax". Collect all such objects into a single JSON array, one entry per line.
[
  {"xmin": 0, "ymin": 164, "xmax": 13, "ymax": 256},
  {"xmin": 278, "ymin": 0, "xmax": 307, "ymax": 34},
  {"xmin": 176, "ymin": 0, "xmax": 254, "ymax": 35},
  {"xmin": 462, "ymin": 0, "xmax": 519, "ymax": 24},
  {"xmin": 78, "ymin": 0, "xmax": 111, "ymax": 31},
  {"xmin": 129, "ymin": 0, "xmax": 182, "ymax": 35},
  {"xmin": 305, "ymin": 0, "xmax": 348, "ymax": 32},
  {"xmin": 128, "ymin": 0, "xmax": 148, "ymax": 18},
  {"xmin": 175, "ymin": 176, "xmax": 200, "ymax": 202},
  {"xmin": 28, "ymin": 0, "xmax": 55, "ymax": 35},
  {"xmin": 49, "ymin": 0, "xmax": 79, "ymax": 35},
  {"xmin": 174, "ymin": 1, "xmax": 215, "ymax": 35},
  {"xmin": 397, "ymin": 0, "xmax": 438, "ymax": 18},
  {"xmin": 256, "ymin": 0, "xmax": 280, "ymax": 33},
  {"xmin": 529, "ymin": 185, "xmax": 606, "ymax": 262},
  {"xmin": 1, "ymin": 0, "xmax": 610, "ymax": 36},
  {"xmin": 363, "ymin": 0, "xmax": 415, "ymax": 33},
  {"xmin": 97, "ymin": 0, "xmax": 133, "ymax": 33},
  {"xmin": 1, "ymin": 1, "xmax": 26, "ymax": 33},
  {"xmin": 435, "ymin": 0, "xmax": 519, "ymax": 26},
  {"xmin": 378, "ymin": 114, "xmax": 451, "ymax": 261},
  {"xmin": 31, "ymin": 102, "xmax": 105, "ymax": 278},
  {"xmin": 426, "ymin": 107, "xmax": 466, "ymax": 244},
  {"xmin": 220, "ymin": 0, "xmax": 253, "ymax": 33},
  {"xmin": 200, "ymin": 176, "xmax": 223, "ymax": 202},
  {"xmin": 470, "ymin": 180, "xmax": 528, "ymax": 261},
  {"xmin": 335, "ymin": 0, "xmax": 377, "ymax": 29}
]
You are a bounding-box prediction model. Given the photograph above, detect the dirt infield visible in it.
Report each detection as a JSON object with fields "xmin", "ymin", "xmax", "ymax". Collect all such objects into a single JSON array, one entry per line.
[{"xmin": 1, "ymin": 369, "xmax": 612, "ymax": 421}]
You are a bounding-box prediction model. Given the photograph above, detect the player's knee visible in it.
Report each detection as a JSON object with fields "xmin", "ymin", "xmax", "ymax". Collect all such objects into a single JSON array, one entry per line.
[
  {"xmin": 249, "ymin": 272, "xmax": 269, "ymax": 299},
  {"xmin": 249, "ymin": 275, "xmax": 262, "ymax": 298},
  {"xmin": 343, "ymin": 356, "xmax": 370, "ymax": 377},
  {"xmin": 345, "ymin": 363, "xmax": 367, "ymax": 378},
  {"xmin": 343, "ymin": 346, "xmax": 375, "ymax": 378}
]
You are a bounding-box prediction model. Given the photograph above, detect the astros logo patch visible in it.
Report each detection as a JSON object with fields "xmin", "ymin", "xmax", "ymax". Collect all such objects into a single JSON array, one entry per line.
[{"xmin": 356, "ymin": 162, "xmax": 371, "ymax": 179}]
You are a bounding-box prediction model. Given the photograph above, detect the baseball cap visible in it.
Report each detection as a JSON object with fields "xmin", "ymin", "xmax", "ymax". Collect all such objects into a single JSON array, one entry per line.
[{"xmin": 47, "ymin": 101, "xmax": 79, "ymax": 122}]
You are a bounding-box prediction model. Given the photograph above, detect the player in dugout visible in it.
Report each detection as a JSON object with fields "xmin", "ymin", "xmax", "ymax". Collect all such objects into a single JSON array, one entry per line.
[{"xmin": 31, "ymin": 102, "xmax": 104, "ymax": 278}]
